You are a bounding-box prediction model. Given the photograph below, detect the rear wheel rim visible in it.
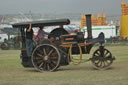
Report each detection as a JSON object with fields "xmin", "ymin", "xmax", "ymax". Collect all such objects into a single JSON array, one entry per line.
[{"xmin": 32, "ymin": 44, "xmax": 60, "ymax": 72}]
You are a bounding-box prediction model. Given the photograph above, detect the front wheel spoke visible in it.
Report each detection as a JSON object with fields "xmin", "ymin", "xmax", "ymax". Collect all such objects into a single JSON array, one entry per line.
[
  {"xmin": 98, "ymin": 61, "xmax": 102, "ymax": 67},
  {"xmin": 104, "ymin": 60, "xmax": 109, "ymax": 65},
  {"xmin": 102, "ymin": 61, "xmax": 105, "ymax": 67},
  {"xmin": 106, "ymin": 55, "xmax": 112, "ymax": 60},
  {"xmin": 102, "ymin": 60, "xmax": 106, "ymax": 67},
  {"xmin": 105, "ymin": 53, "xmax": 110, "ymax": 57},
  {"xmin": 104, "ymin": 51, "xmax": 108, "ymax": 56},
  {"xmin": 93, "ymin": 56, "xmax": 100, "ymax": 60},
  {"xmin": 94, "ymin": 60, "xmax": 101, "ymax": 67},
  {"xmin": 95, "ymin": 59, "xmax": 100, "ymax": 64},
  {"xmin": 94, "ymin": 60, "xmax": 99, "ymax": 64},
  {"xmin": 105, "ymin": 59, "xmax": 112, "ymax": 66},
  {"xmin": 107, "ymin": 59, "xmax": 112, "ymax": 64},
  {"xmin": 95, "ymin": 52, "xmax": 100, "ymax": 56}
]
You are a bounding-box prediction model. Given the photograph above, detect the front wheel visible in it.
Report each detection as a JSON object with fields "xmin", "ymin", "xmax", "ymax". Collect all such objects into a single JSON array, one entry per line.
[
  {"xmin": 91, "ymin": 48, "xmax": 115, "ymax": 70},
  {"xmin": 31, "ymin": 44, "xmax": 61, "ymax": 72}
]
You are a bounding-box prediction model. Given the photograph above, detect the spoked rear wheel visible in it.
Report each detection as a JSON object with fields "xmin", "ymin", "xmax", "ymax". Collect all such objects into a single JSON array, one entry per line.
[
  {"xmin": 91, "ymin": 48, "xmax": 114, "ymax": 70},
  {"xmin": 32, "ymin": 44, "xmax": 61, "ymax": 72}
]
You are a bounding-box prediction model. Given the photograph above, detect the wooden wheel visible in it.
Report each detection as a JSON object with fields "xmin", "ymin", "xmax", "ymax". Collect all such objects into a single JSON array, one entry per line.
[
  {"xmin": 0, "ymin": 42, "xmax": 9, "ymax": 50},
  {"xmin": 32, "ymin": 44, "xmax": 61, "ymax": 72},
  {"xmin": 91, "ymin": 48, "xmax": 114, "ymax": 69}
]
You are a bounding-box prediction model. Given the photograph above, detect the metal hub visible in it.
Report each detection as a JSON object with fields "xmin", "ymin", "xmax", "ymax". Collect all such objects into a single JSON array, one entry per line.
[{"xmin": 44, "ymin": 55, "xmax": 48, "ymax": 61}]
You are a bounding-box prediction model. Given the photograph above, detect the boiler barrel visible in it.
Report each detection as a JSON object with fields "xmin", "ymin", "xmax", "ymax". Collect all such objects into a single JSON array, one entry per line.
[{"xmin": 12, "ymin": 19, "xmax": 70, "ymax": 28}]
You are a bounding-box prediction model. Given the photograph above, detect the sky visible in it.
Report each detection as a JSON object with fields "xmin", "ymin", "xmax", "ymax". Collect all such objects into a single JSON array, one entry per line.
[{"xmin": 0, "ymin": 0, "xmax": 126, "ymax": 15}]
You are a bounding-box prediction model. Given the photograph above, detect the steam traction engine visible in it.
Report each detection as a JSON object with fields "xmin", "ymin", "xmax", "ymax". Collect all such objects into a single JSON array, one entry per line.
[{"xmin": 12, "ymin": 14, "xmax": 115, "ymax": 72}]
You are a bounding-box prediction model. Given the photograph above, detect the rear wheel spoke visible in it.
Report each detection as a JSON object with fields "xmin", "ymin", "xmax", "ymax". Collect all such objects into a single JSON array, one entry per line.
[
  {"xmin": 37, "ymin": 53, "xmax": 44, "ymax": 58},
  {"xmin": 37, "ymin": 59, "xmax": 43, "ymax": 64},
  {"xmin": 39, "ymin": 62, "xmax": 44, "ymax": 68},
  {"xmin": 48, "ymin": 49, "xmax": 54, "ymax": 56},
  {"xmin": 46, "ymin": 63, "xmax": 49, "ymax": 70},
  {"xmin": 43, "ymin": 48, "xmax": 47, "ymax": 56}
]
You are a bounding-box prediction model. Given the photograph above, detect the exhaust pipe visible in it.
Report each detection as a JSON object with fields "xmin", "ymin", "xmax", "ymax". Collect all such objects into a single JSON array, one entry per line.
[{"xmin": 86, "ymin": 14, "xmax": 92, "ymax": 40}]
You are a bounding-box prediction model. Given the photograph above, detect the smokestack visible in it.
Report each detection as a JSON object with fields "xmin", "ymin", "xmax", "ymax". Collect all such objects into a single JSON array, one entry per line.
[{"xmin": 86, "ymin": 14, "xmax": 92, "ymax": 40}]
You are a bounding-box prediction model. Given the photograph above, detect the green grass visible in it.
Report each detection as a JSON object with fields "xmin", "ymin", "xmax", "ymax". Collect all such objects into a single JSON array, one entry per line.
[{"xmin": 0, "ymin": 45, "xmax": 128, "ymax": 85}]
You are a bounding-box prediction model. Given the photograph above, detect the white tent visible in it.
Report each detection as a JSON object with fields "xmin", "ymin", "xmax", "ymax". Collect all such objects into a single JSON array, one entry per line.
[{"xmin": 81, "ymin": 25, "xmax": 117, "ymax": 38}]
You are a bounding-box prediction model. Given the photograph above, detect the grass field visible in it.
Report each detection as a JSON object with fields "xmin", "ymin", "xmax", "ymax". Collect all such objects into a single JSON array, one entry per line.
[{"xmin": 0, "ymin": 45, "xmax": 128, "ymax": 85}]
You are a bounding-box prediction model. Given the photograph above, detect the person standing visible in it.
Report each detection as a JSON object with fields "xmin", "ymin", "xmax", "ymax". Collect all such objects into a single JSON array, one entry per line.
[
  {"xmin": 35, "ymin": 27, "xmax": 49, "ymax": 44},
  {"xmin": 26, "ymin": 24, "xmax": 33, "ymax": 57}
]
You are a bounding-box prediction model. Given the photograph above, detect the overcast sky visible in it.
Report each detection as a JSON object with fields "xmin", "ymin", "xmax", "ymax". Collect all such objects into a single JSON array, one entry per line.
[{"xmin": 0, "ymin": 0, "xmax": 125, "ymax": 15}]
